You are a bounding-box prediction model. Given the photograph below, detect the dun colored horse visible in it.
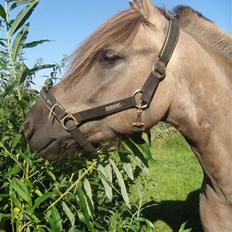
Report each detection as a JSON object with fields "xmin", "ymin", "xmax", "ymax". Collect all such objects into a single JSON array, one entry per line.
[{"xmin": 24, "ymin": 1, "xmax": 232, "ymax": 231}]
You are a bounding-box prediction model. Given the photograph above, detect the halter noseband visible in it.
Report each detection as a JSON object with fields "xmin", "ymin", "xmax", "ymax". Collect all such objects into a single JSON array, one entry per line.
[{"xmin": 40, "ymin": 17, "xmax": 180, "ymax": 154}]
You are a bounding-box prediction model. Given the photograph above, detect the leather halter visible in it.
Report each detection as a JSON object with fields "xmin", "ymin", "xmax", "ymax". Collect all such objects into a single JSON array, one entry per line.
[{"xmin": 40, "ymin": 17, "xmax": 180, "ymax": 155}]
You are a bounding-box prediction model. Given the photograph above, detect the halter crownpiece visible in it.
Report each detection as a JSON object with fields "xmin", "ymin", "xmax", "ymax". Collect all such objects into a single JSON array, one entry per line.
[{"xmin": 40, "ymin": 16, "xmax": 180, "ymax": 155}]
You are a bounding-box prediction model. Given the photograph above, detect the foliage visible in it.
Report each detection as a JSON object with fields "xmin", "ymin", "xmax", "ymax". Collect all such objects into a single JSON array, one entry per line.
[{"xmin": 0, "ymin": 1, "xmax": 155, "ymax": 231}]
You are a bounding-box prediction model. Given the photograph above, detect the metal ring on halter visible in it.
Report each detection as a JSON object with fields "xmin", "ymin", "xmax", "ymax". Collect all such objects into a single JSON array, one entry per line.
[
  {"xmin": 48, "ymin": 103, "xmax": 64, "ymax": 119},
  {"xmin": 61, "ymin": 113, "xmax": 80, "ymax": 131},
  {"xmin": 133, "ymin": 89, "xmax": 148, "ymax": 110}
]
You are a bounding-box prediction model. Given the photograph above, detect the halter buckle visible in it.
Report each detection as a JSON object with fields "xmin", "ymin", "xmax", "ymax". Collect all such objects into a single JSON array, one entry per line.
[{"xmin": 61, "ymin": 113, "xmax": 80, "ymax": 131}]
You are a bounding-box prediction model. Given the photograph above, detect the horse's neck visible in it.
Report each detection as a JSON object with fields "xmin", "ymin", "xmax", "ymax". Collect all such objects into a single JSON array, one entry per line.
[
  {"xmin": 165, "ymin": 30, "xmax": 232, "ymax": 186},
  {"xmin": 167, "ymin": 30, "xmax": 232, "ymax": 153}
]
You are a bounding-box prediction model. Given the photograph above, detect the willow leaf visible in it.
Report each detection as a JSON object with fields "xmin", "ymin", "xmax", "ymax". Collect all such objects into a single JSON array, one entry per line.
[
  {"xmin": 10, "ymin": 0, "xmax": 39, "ymax": 36},
  {"xmin": 77, "ymin": 187, "xmax": 94, "ymax": 232},
  {"xmin": 0, "ymin": 4, "xmax": 6, "ymax": 20},
  {"xmin": 46, "ymin": 206, "xmax": 63, "ymax": 232},
  {"xmin": 29, "ymin": 64, "xmax": 55, "ymax": 74},
  {"xmin": 109, "ymin": 159, "xmax": 130, "ymax": 208},
  {"xmin": 62, "ymin": 201, "xmax": 75, "ymax": 226},
  {"xmin": 10, "ymin": 178, "xmax": 32, "ymax": 205},
  {"xmin": 17, "ymin": 63, "xmax": 30, "ymax": 85},
  {"xmin": 24, "ymin": 39, "xmax": 51, "ymax": 48},
  {"xmin": 10, "ymin": 0, "xmax": 33, "ymax": 10},
  {"xmin": 83, "ymin": 178, "xmax": 94, "ymax": 209},
  {"xmin": 97, "ymin": 164, "xmax": 113, "ymax": 201},
  {"xmin": 12, "ymin": 24, "xmax": 29, "ymax": 62}
]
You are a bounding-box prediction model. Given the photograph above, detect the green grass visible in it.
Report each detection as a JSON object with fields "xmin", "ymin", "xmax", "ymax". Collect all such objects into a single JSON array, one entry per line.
[{"xmin": 131, "ymin": 131, "xmax": 203, "ymax": 232}]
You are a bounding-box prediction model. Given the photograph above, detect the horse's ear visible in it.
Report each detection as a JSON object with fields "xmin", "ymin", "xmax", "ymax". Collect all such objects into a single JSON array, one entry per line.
[{"xmin": 129, "ymin": 0, "xmax": 164, "ymax": 27}]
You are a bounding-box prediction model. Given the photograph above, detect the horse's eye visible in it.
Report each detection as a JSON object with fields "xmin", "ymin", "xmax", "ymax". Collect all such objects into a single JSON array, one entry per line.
[{"xmin": 99, "ymin": 50, "xmax": 122, "ymax": 65}]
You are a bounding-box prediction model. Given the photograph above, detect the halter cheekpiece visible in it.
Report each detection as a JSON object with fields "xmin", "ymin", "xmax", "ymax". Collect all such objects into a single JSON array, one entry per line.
[{"xmin": 40, "ymin": 16, "xmax": 180, "ymax": 154}]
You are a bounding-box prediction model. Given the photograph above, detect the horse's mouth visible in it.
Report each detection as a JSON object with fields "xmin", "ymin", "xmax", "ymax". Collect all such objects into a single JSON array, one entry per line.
[
  {"xmin": 37, "ymin": 125, "xmax": 120, "ymax": 161},
  {"xmin": 38, "ymin": 139, "xmax": 77, "ymax": 161}
]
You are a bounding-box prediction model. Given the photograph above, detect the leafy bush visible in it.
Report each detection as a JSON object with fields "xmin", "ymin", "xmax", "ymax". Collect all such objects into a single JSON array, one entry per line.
[{"xmin": 0, "ymin": 1, "xmax": 154, "ymax": 231}]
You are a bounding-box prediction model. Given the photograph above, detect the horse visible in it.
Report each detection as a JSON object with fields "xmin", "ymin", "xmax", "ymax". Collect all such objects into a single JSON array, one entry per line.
[{"xmin": 24, "ymin": 0, "xmax": 232, "ymax": 231}]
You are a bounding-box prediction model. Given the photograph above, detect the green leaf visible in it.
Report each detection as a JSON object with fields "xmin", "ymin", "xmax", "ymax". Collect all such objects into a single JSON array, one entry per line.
[
  {"xmin": 47, "ymin": 170, "xmax": 56, "ymax": 182},
  {"xmin": 35, "ymin": 225, "xmax": 46, "ymax": 232},
  {"xmin": 11, "ymin": 134, "xmax": 22, "ymax": 148},
  {"xmin": 10, "ymin": 0, "xmax": 39, "ymax": 36},
  {"xmin": 109, "ymin": 159, "xmax": 130, "ymax": 209},
  {"xmin": 97, "ymin": 164, "xmax": 113, "ymax": 201},
  {"xmin": 123, "ymin": 162, "xmax": 134, "ymax": 181},
  {"xmin": 178, "ymin": 222, "xmax": 192, "ymax": 232},
  {"xmin": 83, "ymin": 178, "xmax": 94, "ymax": 209},
  {"xmin": 136, "ymin": 217, "xmax": 154, "ymax": 229},
  {"xmin": 62, "ymin": 201, "xmax": 75, "ymax": 226},
  {"xmin": 77, "ymin": 186, "xmax": 94, "ymax": 232},
  {"xmin": 4, "ymin": 165, "xmax": 22, "ymax": 177},
  {"xmin": 119, "ymin": 151, "xmax": 134, "ymax": 180},
  {"xmin": 24, "ymin": 39, "xmax": 51, "ymax": 48},
  {"xmin": 129, "ymin": 138, "xmax": 153, "ymax": 160},
  {"xmin": 0, "ymin": 40, "xmax": 6, "ymax": 47},
  {"xmin": 27, "ymin": 191, "xmax": 54, "ymax": 215},
  {"xmin": 12, "ymin": 23, "xmax": 29, "ymax": 62},
  {"xmin": 17, "ymin": 63, "xmax": 30, "ymax": 85},
  {"xmin": 123, "ymin": 139, "xmax": 149, "ymax": 169},
  {"xmin": 10, "ymin": 178, "xmax": 32, "ymax": 205},
  {"xmin": 11, "ymin": 0, "xmax": 34, "ymax": 10},
  {"xmin": 46, "ymin": 206, "xmax": 63, "ymax": 232},
  {"xmin": 29, "ymin": 64, "xmax": 56, "ymax": 74},
  {"xmin": 0, "ymin": 4, "xmax": 6, "ymax": 20},
  {"xmin": 9, "ymin": 190, "xmax": 21, "ymax": 208}
]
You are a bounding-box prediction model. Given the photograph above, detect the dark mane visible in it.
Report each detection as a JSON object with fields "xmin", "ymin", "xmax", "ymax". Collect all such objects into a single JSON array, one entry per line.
[{"xmin": 65, "ymin": 9, "xmax": 145, "ymax": 83}]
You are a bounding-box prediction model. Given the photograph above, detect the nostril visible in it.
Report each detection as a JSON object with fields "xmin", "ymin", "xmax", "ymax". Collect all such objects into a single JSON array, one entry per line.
[{"xmin": 24, "ymin": 118, "xmax": 34, "ymax": 141}]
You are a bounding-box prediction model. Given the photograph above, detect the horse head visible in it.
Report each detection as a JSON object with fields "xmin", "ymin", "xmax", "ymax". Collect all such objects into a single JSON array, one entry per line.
[{"xmin": 24, "ymin": 0, "xmax": 179, "ymax": 160}]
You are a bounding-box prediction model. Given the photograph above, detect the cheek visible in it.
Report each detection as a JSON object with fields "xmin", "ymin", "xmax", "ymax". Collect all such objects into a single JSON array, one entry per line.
[{"xmin": 105, "ymin": 109, "xmax": 137, "ymax": 134}]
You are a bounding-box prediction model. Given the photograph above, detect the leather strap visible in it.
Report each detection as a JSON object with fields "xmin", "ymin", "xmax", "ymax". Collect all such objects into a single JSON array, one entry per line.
[
  {"xmin": 141, "ymin": 17, "xmax": 180, "ymax": 106},
  {"xmin": 75, "ymin": 97, "xmax": 136, "ymax": 123}
]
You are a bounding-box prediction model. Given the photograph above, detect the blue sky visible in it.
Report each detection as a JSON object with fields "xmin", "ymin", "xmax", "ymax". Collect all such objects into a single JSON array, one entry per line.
[{"xmin": 19, "ymin": 0, "xmax": 232, "ymax": 87}]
